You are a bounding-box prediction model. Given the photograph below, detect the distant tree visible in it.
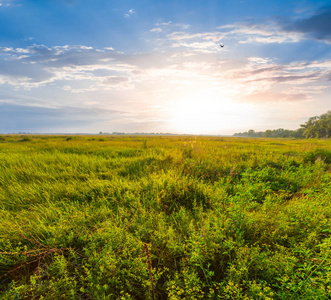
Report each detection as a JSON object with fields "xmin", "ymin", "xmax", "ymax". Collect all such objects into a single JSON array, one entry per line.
[
  {"xmin": 248, "ymin": 129, "xmax": 255, "ymax": 137},
  {"xmin": 301, "ymin": 111, "xmax": 331, "ymax": 138},
  {"xmin": 234, "ymin": 110, "xmax": 331, "ymax": 138},
  {"xmin": 233, "ymin": 111, "xmax": 330, "ymax": 139},
  {"xmin": 290, "ymin": 128, "xmax": 304, "ymax": 138},
  {"xmin": 263, "ymin": 130, "xmax": 272, "ymax": 138}
]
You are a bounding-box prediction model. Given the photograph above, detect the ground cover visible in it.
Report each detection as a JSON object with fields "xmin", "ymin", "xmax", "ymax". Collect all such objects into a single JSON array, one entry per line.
[{"xmin": 0, "ymin": 135, "xmax": 330, "ymax": 299}]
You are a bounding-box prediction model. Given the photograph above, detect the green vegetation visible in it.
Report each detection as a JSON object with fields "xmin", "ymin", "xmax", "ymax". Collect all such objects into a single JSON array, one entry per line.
[
  {"xmin": 0, "ymin": 135, "xmax": 330, "ymax": 299},
  {"xmin": 234, "ymin": 110, "xmax": 331, "ymax": 138}
]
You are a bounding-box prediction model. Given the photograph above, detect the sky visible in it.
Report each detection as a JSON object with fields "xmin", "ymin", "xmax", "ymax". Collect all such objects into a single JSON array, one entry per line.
[{"xmin": 0, "ymin": 0, "xmax": 330, "ymax": 135}]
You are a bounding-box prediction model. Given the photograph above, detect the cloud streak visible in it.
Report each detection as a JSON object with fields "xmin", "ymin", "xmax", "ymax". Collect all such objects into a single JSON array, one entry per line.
[
  {"xmin": 281, "ymin": 7, "xmax": 331, "ymax": 43},
  {"xmin": 0, "ymin": 45, "xmax": 137, "ymax": 89},
  {"xmin": 124, "ymin": 8, "xmax": 136, "ymax": 18},
  {"xmin": 0, "ymin": 0, "xmax": 14, "ymax": 7},
  {"xmin": 220, "ymin": 7, "xmax": 331, "ymax": 44}
]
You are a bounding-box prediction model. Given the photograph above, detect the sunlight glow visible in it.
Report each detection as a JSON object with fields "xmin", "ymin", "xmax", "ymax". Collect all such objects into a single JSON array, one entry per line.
[{"xmin": 167, "ymin": 90, "xmax": 257, "ymax": 134}]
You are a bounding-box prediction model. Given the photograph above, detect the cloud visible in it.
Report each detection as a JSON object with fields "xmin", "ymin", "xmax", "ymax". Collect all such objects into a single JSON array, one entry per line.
[
  {"xmin": 217, "ymin": 22, "xmax": 303, "ymax": 44},
  {"xmin": 155, "ymin": 21, "xmax": 172, "ymax": 26},
  {"xmin": 281, "ymin": 7, "xmax": 331, "ymax": 43},
  {"xmin": 150, "ymin": 21, "xmax": 190, "ymax": 35},
  {"xmin": 245, "ymin": 91, "xmax": 311, "ymax": 103},
  {"xmin": 102, "ymin": 76, "xmax": 130, "ymax": 85},
  {"xmin": 246, "ymin": 71, "xmax": 323, "ymax": 85},
  {"xmin": 168, "ymin": 31, "xmax": 224, "ymax": 42},
  {"xmin": 1, "ymin": 42, "xmax": 329, "ymax": 98},
  {"xmin": 101, "ymin": 76, "xmax": 132, "ymax": 88},
  {"xmin": 171, "ymin": 40, "xmax": 218, "ymax": 53},
  {"xmin": 223, "ymin": 56, "xmax": 331, "ymax": 104},
  {"xmin": 0, "ymin": 45, "xmax": 137, "ymax": 89},
  {"xmin": 218, "ymin": 7, "xmax": 331, "ymax": 45},
  {"xmin": 150, "ymin": 28, "xmax": 162, "ymax": 33},
  {"xmin": 153, "ymin": 30, "xmax": 225, "ymax": 54},
  {"xmin": 124, "ymin": 8, "xmax": 136, "ymax": 18},
  {"xmin": 0, "ymin": 0, "xmax": 13, "ymax": 7},
  {"xmin": 283, "ymin": 85, "xmax": 328, "ymax": 94},
  {"xmin": 228, "ymin": 57, "xmax": 331, "ymax": 82}
]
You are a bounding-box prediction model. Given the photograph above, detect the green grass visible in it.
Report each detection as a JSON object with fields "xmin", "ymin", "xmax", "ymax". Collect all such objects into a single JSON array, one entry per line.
[{"xmin": 0, "ymin": 135, "xmax": 330, "ymax": 299}]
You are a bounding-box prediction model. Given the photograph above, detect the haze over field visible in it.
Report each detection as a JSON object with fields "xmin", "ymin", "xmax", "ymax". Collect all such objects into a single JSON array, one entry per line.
[{"xmin": 0, "ymin": 0, "xmax": 330, "ymax": 135}]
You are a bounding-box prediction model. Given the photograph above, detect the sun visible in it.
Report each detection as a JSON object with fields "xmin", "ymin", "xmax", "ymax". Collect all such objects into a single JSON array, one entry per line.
[{"xmin": 167, "ymin": 90, "xmax": 256, "ymax": 134}]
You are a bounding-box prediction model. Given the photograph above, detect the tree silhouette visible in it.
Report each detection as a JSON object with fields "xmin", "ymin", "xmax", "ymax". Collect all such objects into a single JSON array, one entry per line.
[{"xmin": 233, "ymin": 111, "xmax": 330, "ymax": 139}]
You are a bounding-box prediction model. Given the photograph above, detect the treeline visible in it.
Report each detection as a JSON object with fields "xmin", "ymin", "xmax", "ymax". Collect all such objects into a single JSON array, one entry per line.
[
  {"xmin": 99, "ymin": 132, "xmax": 178, "ymax": 136},
  {"xmin": 233, "ymin": 128, "xmax": 305, "ymax": 138},
  {"xmin": 234, "ymin": 110, "xmax": 331, "ymax": 138}
]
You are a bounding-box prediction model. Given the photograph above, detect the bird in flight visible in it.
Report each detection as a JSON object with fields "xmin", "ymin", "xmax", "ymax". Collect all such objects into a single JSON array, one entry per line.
[{"xmin": 219, "ymin": 43, "xmax": 224, "ymax": 48}]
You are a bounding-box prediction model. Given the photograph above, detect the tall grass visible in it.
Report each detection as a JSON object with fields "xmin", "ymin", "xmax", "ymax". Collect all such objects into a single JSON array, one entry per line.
[{"xmin": 0, "ymin": 135, "xmax": 330, "ymax": 299}]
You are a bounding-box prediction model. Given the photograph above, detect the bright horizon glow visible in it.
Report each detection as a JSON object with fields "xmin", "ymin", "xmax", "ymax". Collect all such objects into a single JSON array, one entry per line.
[{"xmin": 168, "ymin": 90, "xmax": 258, "ymax": 134}]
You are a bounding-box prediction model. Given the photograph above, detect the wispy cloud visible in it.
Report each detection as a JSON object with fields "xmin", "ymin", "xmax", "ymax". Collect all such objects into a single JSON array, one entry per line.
[
  {"xmin": 124, "ymin": 8, "xmax": 136, "ymax": 18},
  {"xmin": 281, "ymin": 6, "xmax": 331, "ymax": 43},
  {"xmin": 227, "ymin": 57, "xmax": 331, "ymax": 104},
  {"xmin": 150, "ymin": 28, "xmax": 162, "ymax": 33},
  {"xmin": 217, "ymin": 22, "xmax": 303, "ymax": 44},
  {"xmin": 0, "ymin": 45, "xmax": 137, "ymax": 89},
  {"xmin": 0, "ymin": 0, "xmax": 13, "ymax": 7},
  {"xmin": 150, "ymin": 21, "xmax": 190, "ymax": 34},
  {"xmin": 217, "ymin": 7, "xmax": 331, "ymax": 44},
  {"xmin": 100, "ymin": 76, "xmax": 133, "ymax": 89},
  {"xmin": 168, "ymin": 31, "xmax": 224, "ymax": 42}
]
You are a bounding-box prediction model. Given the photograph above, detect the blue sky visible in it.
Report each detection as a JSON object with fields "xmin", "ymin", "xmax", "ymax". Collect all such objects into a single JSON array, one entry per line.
[{"xmin": 0, "ymin": 0, "xmax": 330, "ymax": 134}]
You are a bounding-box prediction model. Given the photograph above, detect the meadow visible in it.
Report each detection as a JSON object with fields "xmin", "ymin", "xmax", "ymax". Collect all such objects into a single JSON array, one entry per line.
[{"xmin": 0, "ymin": 134, "xmax": 330, "ymax": 299}]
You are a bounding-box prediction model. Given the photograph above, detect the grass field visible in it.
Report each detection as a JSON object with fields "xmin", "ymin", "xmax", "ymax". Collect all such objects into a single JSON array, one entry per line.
[{"xmin": 0, "ymin": 135, "xmax": 330, "ymax": 299}]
